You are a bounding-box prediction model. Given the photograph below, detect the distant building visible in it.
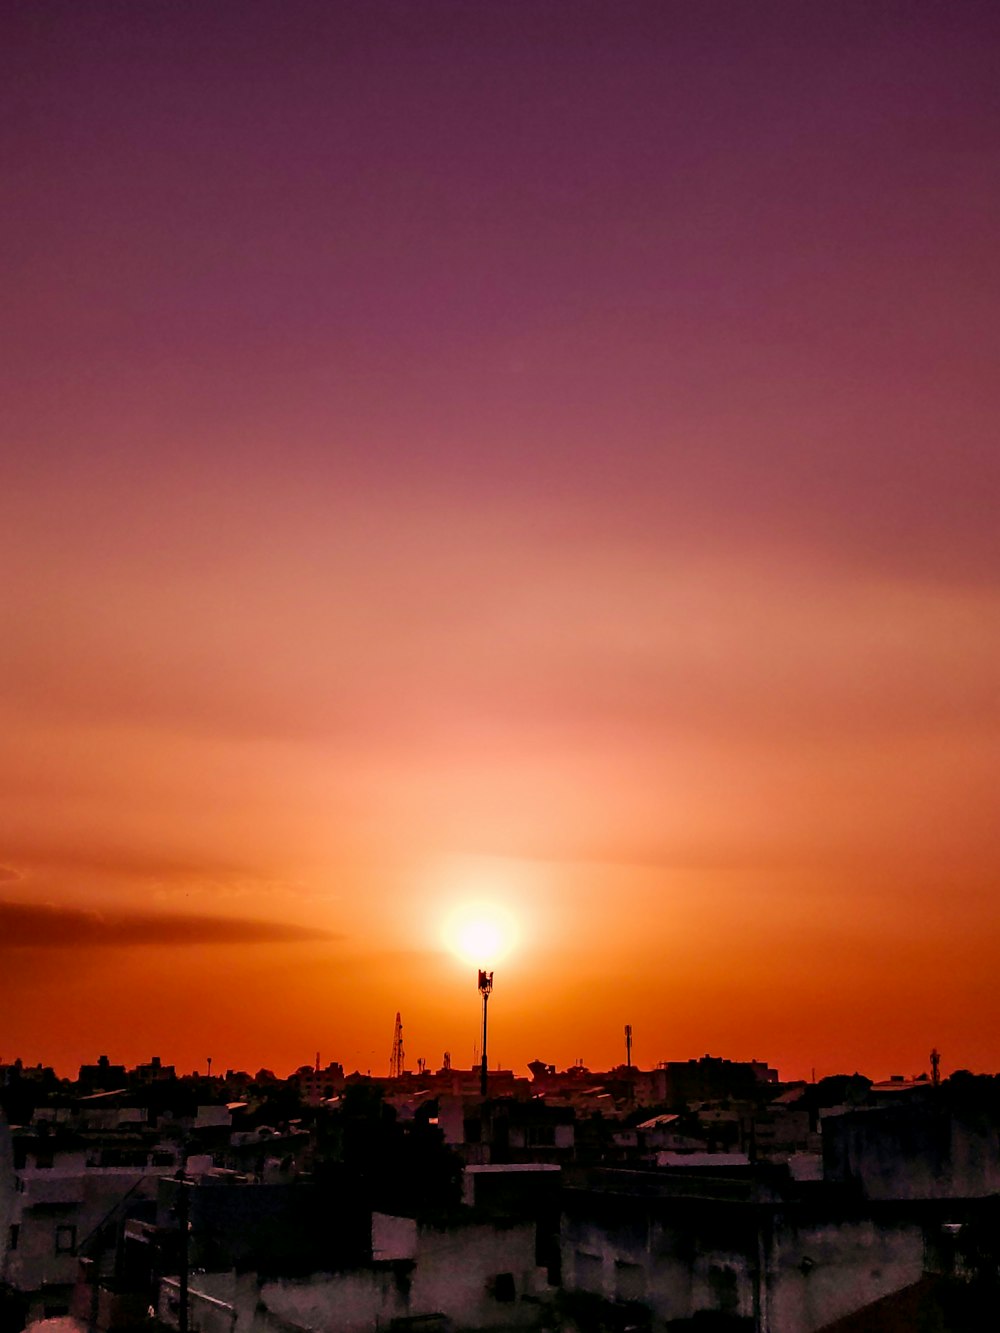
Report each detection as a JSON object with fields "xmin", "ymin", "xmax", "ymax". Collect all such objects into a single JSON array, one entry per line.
[
  {"xmin": 131, "ymin": 1055, "xmax": 176, "ymax": 1084},
  {"xmin": 656, "ymin": 1055, "xmax": 779, "ymax": 1104},
  {"xmin": 76, "ymin": 1056, "xmax": 127, "ymax": 1094},
  {"xmin": 293, "ymin": 1061, "xmax": 345, "ymax": 1106}
]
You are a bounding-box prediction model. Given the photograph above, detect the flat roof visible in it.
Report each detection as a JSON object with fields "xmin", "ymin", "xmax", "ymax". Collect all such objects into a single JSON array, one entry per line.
[{"xmin": 464, "ymin": 1163, "xmax": 561, "ymax": 1174}]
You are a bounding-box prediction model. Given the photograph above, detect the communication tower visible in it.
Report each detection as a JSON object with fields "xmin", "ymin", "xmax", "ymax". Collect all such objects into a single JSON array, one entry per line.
[{"xmin": 389, "ymin": 1012, "xmax": 404, "ymax": 1078}]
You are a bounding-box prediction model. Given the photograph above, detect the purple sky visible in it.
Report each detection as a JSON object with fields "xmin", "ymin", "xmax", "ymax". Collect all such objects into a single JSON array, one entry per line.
[{"xmin": 2, "ymin": 1, "xmax": 999, "ymax": 1078}]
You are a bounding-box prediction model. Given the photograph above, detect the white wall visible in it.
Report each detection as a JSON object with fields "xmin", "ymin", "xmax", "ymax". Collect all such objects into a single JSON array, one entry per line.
[
  {"xmin": 564, "ymin": 1196, "xmax": 928, "ymax": 1332},
  {"xmin": 765, "ymin": 1215, "xmax": 925, "ymax": 1332},
  {"xmin": 178, "ymin": 1219, "xmax": 550, "ymax": 1333},
  {"xmin": 6, "ymin": 1158, "xmax": 164, "ymax": 1296},
  {"xmin": 372, "ymin": 1212, "xmax": 417, "ymax": 1261}
]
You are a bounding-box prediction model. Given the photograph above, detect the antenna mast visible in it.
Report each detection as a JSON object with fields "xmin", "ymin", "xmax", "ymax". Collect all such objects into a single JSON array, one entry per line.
[
  {"xmin": 478, "ymin": 970, "xmax": 493, "ymax": 1098},
  {"xmin": 389, "ymin": 1012, "xmax": 404, "ymax": 1079}
]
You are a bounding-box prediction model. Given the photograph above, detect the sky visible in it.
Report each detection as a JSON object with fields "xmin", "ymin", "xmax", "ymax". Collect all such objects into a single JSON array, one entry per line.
[{"xmin": 2, "ymin": 0, "xmax": 999, "ymax": 1083}]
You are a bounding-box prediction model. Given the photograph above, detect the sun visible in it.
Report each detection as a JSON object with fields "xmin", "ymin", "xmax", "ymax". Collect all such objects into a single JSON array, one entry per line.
[{"xmin": 444, "ymin": 903, "xmax": 517, "ymax": 967}]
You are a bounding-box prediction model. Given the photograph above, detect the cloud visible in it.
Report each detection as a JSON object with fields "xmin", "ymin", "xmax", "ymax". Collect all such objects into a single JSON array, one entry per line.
[
  {"xmin": 0, "ymin": 900, "xmax": 341, "ymax": 949},
  {"xmin": 0, "ymin": 843, "xmax": 259, "ymax": 884}
]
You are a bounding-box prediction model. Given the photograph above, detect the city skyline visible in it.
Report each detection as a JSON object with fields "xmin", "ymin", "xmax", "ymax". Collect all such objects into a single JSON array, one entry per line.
[
  {"xmin": 3, "ymin": 1, "xmax": 999, "ymax": 1083},
  {"xmin": 0, "ymin": 1034, "xmax": 932, "ymax": 1088}
]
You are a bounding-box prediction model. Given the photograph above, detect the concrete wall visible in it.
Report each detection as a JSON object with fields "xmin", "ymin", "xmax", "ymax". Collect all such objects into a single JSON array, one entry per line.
[
  {"xmin": 563, "ymin": 1183, "xmax": 930, "ymax": 1333},
  {"xmin": 563, "ymin": 1193, "xmax": 757, "ymax": 1325},
  {"xmin": 261, "ymin": 1220, "xmax": 545, "ymax": 1332},
  {"xmin": 435, "ymin": 1097, "xmax": 466, "ymax": 1147},
  {"xmin": 824, "ymin": 1108, "xmax": 1000, "ymax": 1200},
  {"xmin": 0, "ymin": 1116, "xmax": 17, "ymax": 1283},
  {"xmin": 763, "ymin": 1212, "xmax": 926, "ymax": 1332},
  {"xmin": 174, "ymin": 1219, "xmax": 549, "ymax": 1333},
  {"xmin": 462, "ymin": 1163, "xmax": 561, "ymax": 1216},
  {"xmin": 160, "ymin": 1275, "xmax": 239, "ymax": 1333},
  {"xmin": 254, "ymin": 1265, "xmax": 412, "ymax": 1333},
  {"xmin": 372, "ymin": 1212, "xmax": 417, "ymax": 1261}
]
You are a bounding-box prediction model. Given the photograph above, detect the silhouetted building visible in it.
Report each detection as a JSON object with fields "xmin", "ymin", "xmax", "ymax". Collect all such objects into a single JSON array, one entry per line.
[
  {"xmin": 131, "ymin": 1055, "xmax": 176, "ymax": 1084},
  {"xmin": 76, "ymin": 1055, "xmax": 127, "ymax": 1094}
]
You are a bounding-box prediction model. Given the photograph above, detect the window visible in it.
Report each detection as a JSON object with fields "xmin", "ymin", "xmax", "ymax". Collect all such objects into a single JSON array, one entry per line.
[
  {"xmin": 707, "ymin": 1265, "xmax": 739, "ymax": 1314},
  {"xmin": 492, "ymin": 1273, "xmax": 515, "ymax": 1303},
  {"xmin": 527, "ymin": 1125, "xmax": 556, "ymax": 1147},
  {"xmin": 615, "ymin": 1259, "xmax": 646, "ymax": 1302},
  {"xmin": 8, "ymin": 1224, "xmax": 18, "ymax": 1251},
  {"xmin": 575, "ymin": 1250, "xmax": 603, "ymax": 1293},
  {"xmin": 55, "ymin": 1225, "xmax": 77, "ymax": 1255}
]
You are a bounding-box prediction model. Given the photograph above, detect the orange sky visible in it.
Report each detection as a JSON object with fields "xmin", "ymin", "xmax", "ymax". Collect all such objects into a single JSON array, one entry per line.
[{"xmin": 2, "ymin": 1, "xmax": 999, "ymax": 1082}]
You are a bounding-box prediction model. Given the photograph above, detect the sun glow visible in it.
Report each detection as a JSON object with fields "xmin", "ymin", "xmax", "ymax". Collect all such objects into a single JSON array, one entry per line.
[{"xmin": 444, "ymin": 903, "xmax": 518, "ymax": 967}]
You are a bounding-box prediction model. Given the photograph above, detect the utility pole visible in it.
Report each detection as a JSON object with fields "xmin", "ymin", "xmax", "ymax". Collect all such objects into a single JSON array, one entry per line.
[
  {"xmin": 625, "ymin": 1024, "xmax": 633, "ymax": 1070},
  {"xmin": 478, "ymin": 970, "xmax": 493, "ymax": 1098},
  {"xmin": 175, "ymin": 1174, "xmax": 189, "ymax": 1333},
  {"xmin": 930, "ymin": 1048, "xmax": 941, "ymax": 1088}
]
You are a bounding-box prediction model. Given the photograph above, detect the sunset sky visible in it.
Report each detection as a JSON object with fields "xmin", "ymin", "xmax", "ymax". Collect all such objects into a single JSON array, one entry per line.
[{"xmin": 3, "ymin": 0, "xmax": 999, "ymax": 1083}]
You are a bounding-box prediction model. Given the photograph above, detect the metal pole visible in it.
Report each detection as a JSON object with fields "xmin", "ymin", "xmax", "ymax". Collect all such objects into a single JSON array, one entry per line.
[
  {"xmin": 480, "ymin": 989, "xmax": 489, "ymax": 1097},
  {"xmin": 477, "ymin": 970, "xmax": 493, "ymax": 1099}
]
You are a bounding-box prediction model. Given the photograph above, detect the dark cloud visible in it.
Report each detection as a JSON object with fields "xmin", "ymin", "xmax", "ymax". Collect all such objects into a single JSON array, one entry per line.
[{"xmin": 0, "ymin": 901, "xmax": 340, "ymax": 948}]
